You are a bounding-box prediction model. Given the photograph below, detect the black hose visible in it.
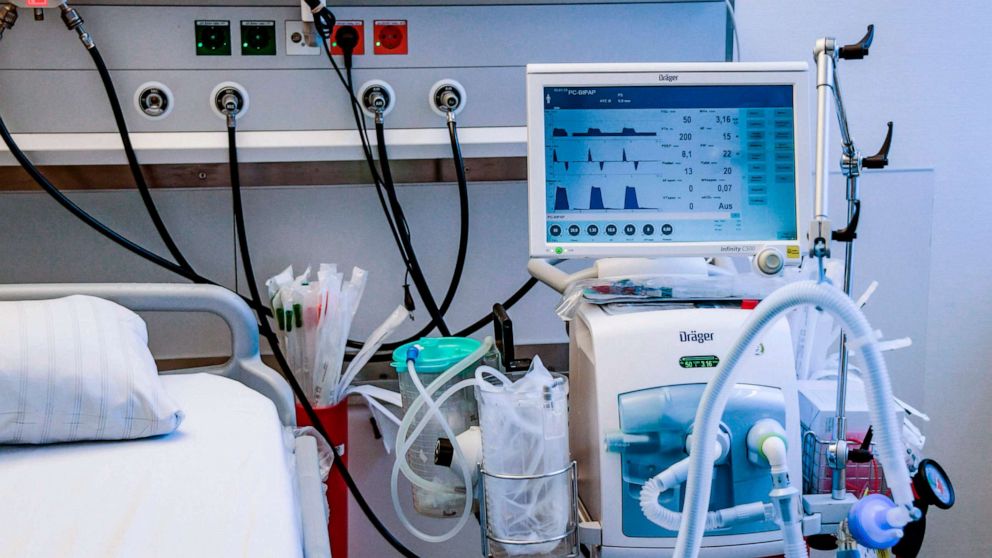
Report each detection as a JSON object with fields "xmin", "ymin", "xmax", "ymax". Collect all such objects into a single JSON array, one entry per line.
[
  {"xmin": 226, "ymin": 123, "xmax": 421, "ymax": 558},
  {"xmin": 89, "ymin": 45, "xmax": 193, "ymax": 272},
  {"xmin": 0, "ymin": 111, "xmax": 203, "ymax": 283},
  {"xmin": 331, "ymin": 50, "xmax": 409, "ymax": 267},
  {"xmin": 0, "ymin": 107, "xmax": 276, "ymax": 317},
  {"xmin": 438, "ymin": 119, "xmax": 470, "ymax": 316},
  {"xmin": 355, "ymin": 119, "xmax": 472, "ymax": 350},
  {"xmin": 324, "ymin": 41, "xmax": 544, "ymax": 354},
  {"xmin": 342, "ymin": 118, "xmax": 536, "ymax": 353},
  {"xmin": 330, "ymin": 45, "xmax": 468, "ymax": 339},
  {"xmin": 374, "ymin": 119, "xmax": 452, "ymax": 337}
]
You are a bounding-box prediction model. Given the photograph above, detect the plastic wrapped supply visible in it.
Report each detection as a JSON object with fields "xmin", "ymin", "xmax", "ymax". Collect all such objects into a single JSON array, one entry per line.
[
  {"xmin": 556, "ymin": 273, "xmax": 786, "ymax": 321},
  {"xmin": 476, "ymin": 357, "xmax": 571, "ymax": 557}
]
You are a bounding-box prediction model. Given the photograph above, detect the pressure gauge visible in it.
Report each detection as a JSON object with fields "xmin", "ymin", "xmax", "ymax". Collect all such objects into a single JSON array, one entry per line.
[{"xmin": 913, "ymin": 458, "xmax": 955, "ymax": 510}]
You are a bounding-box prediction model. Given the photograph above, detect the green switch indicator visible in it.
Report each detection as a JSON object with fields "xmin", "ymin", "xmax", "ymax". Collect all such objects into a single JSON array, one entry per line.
[
  {"xmin": 241, "ymin": 20, "xmax": 276, "ymax": 56},
  {"xmin": 195, "ymin": 20, "xmax": 231, "ymax": 56}
]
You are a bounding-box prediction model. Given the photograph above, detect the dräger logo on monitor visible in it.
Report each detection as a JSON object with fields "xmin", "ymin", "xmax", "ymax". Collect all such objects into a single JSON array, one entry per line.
[
  {"xmin": 680, "ymin": 330, "xmax": 714, "ymax": 344},
  {"xmin": 658, "ymin": 74, "xmax": 679, "ymax": 82}
]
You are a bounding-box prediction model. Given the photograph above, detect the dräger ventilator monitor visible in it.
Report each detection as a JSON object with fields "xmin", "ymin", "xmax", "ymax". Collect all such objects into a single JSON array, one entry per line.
[
  {"xmin": 527, "ymin": 63, "xmax": 810, "ymax": 265},
  {"xmin": 526, "ymin": 63, "xmax": 813, "ymax": 557}
]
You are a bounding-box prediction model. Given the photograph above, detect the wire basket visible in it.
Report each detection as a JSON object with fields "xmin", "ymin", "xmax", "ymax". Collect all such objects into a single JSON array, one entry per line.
[
  {"xmin": 802, "ymin": 430, "xmax": 888, "ymax": 496},
  {"xmin": 478, "ymin": 461, "xmax": 579, "ymax": 558}
]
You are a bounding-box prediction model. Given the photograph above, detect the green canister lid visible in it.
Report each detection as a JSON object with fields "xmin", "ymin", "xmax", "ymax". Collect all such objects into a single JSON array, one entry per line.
[{"xmin": 391, "ymin": 337, "xmax": 482, "ymax": 374}]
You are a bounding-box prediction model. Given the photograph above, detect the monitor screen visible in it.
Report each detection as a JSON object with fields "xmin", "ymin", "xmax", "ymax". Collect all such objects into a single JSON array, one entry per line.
[{"xmin": 540, "ymin": 83, "xmax": 800, "ymax": 251}]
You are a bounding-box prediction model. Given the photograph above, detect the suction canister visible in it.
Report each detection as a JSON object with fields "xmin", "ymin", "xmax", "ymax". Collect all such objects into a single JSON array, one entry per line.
[{"xmin": 392, "ymin": 337, "xmax": 496, "ymax": 517}]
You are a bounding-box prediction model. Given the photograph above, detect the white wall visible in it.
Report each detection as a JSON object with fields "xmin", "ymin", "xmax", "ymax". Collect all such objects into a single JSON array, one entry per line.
[{"xmin": 735, "ymin": 2, "xmax": 991, "ymax": 554}]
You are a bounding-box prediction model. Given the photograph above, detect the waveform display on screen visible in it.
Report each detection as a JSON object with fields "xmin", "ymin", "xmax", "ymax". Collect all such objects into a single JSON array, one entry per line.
[
  {"xmin": 553, "ymin": 185, "xmax": 650, "ymax": 211},
  {"xmin": 552, "ymin": 127, "xmax": 657, "ymax": 137},
  {"xmin": 551, "ymin": 147, "xmax": 656, "ymax": 172}
]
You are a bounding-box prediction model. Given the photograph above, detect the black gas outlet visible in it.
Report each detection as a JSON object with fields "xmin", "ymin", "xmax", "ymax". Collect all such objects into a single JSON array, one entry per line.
[
  {"xmin": 241, "ymin": 20, "xmax": 276, "ymax": 56},
  {"xmin": 195, "ymin": 20, "xmax": 231, "ymax": 56}
]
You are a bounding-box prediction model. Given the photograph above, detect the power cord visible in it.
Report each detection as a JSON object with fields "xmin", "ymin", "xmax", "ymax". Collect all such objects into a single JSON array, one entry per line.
[
  {"xmin": 328, "ymin": 31, "xmax": 455, "ymax": 336},
  {"xmin": 373, "ymin": 114, "xmax": 452, "ymax": 336}
]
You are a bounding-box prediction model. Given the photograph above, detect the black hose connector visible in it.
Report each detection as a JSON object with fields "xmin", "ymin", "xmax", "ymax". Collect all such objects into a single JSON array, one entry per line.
[
  {"xmin": 59, "ymin": 3, "xmax": 93, "ymax": 48},
  {"xmin": 435, "ymin": 437, "xmax": 454, "ymax": 467},
  {"xmin": 0, "ymin": 4, "xmax": 17, "ymax": 41}
]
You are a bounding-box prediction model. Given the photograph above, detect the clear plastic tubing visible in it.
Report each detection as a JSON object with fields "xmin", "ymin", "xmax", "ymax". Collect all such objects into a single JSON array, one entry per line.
[
  {"xmin": 674, "ymin": 281, "xmax": 917, "ymax": 558},
  {"xmin": 394, "ymin": 337, "xmax": 493, "ymax": 492},
  {"xmin": 391, "ymin": 365, "xmax": 474, "ymax": 543},
  {"xmin": 390, "ymin": 337, "xmax": 493, "ymax": 542}
]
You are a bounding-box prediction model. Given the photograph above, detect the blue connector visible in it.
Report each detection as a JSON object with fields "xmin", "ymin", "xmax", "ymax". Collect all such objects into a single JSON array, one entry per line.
[
  {"xmin": 406, "ymin": 345, "xmax": 421, "ymax": 363},
  {"xmin": 848, "ymin": 494, "xmax": 906, "ymax": 550}
]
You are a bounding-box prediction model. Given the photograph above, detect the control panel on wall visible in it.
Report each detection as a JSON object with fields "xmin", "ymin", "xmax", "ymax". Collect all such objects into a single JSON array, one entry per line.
[{"xmin": 0, "ymin": 2, "xmax": 731, "ymax": 161}]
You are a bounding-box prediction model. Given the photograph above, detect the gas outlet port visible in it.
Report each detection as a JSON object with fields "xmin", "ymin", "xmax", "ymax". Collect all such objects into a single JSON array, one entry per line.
[
  {"xmin": 211, "ymin": 81, "xmax": 249, "ymax": 121},
  {"xmin": 429, "ymin": 79, "xmax": 466, "ymax": 117},
  {"xmin": 134, "ymin": 82, "xmax": 174, "ymax": 120},
  {"xmin": 359, "ymin": 80, "xmax": 396, "ymax": 119}
]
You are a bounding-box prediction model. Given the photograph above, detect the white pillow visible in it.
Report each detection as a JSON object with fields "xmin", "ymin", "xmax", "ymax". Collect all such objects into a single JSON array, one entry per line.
[{"xmin": 0, "ymin": 295, "xmax": 184, "ymax": 444}]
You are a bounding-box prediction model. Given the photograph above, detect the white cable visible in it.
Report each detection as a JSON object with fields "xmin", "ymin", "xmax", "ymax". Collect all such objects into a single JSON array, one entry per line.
[{"xmin": 724, "ymin": 0, "xmax": 742, "ymax": 61}]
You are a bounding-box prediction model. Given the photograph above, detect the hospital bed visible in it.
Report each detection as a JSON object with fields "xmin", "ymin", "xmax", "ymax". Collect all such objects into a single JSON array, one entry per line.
[{"xmin": 0, "ymin": 283, "xmax": 332, "ymax": 558}]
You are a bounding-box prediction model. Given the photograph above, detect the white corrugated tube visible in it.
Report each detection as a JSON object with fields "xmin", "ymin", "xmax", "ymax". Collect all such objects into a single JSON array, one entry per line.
[
  {"xmin": 639, "ymin": 448, "xmax": 772, "ymax": 532},
  {"xmin": 673, "ymin": 280, "xmax": 918, "ymax": 557}
]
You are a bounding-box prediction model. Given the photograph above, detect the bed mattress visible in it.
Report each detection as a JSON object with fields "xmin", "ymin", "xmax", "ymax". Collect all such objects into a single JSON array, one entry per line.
[{"xmin": 0, "ymin": 373, "xmax": 303, "ymax": 558}]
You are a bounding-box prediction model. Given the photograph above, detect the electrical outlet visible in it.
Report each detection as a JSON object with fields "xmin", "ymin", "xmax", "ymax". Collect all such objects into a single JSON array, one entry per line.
[
  {"xmin": 331, "ymin": 20, "xmax": 365, "ymax": 55},
  {"xmin": 195, "ymin": 20, "xmax": 231, "ymax": 56},
  {"xmin": 241, "ymin": 20, "xmax": 276, "ymax": 56},
  {"xmin": 373, "ymin": 20, "xmax": 408, "ymax": 55}
]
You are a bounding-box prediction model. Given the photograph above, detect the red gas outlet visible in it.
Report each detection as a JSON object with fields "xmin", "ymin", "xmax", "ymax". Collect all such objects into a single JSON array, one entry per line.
[
  {"xmin": 373, "ymin": 20, "xmax": 408, "ymax": 55},
  {"xmin": 331, "ymin": 20, "xmax": 365, "ymax": 55}
]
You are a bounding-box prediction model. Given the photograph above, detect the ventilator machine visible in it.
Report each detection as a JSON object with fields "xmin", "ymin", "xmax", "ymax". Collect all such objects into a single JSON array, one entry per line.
[{"xmin": 518, "ymin": 37, "xmax": 946, "ymax": 556}]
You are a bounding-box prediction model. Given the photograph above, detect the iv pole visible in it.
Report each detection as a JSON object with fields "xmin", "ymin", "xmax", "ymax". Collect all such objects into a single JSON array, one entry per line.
[{"xmin": 810, "ymin": 24, "xmax": 893, "ymax": 501}]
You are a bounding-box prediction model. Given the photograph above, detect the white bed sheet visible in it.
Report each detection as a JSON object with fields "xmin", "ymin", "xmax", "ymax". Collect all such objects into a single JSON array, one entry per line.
[{"xmin": 0, "ymin": 373, "xmax": 303, "ymax": 558}]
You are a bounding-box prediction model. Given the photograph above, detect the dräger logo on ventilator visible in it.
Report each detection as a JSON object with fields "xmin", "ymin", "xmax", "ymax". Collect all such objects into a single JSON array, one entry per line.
[
  {"xmin": 658, "ymin": 74, "xmax": 679, "ymax": 82},
  {"xmin": 679, "ymin": 330, "xmax": 714, "ymax": 343}
]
